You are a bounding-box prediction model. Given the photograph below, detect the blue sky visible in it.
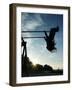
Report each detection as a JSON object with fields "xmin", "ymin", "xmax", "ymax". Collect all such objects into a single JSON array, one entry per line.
[{"xmin": 21, "ymin": 12, "xmax": 63, "ymax": 69}]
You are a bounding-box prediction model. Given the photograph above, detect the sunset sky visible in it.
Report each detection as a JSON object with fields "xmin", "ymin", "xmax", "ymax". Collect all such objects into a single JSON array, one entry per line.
[{"xmin": 21, "ymin": 12, "xmax": 63, "ymax": 69}]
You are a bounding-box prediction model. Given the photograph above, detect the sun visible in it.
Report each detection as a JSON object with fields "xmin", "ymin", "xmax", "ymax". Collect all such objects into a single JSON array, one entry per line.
[{"xmin": 28, "ymin": 55, "xmax": 39, "ymax": 65}]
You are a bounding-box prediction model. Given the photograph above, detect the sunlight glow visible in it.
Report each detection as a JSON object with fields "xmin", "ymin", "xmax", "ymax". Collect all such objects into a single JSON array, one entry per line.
[{"xmin": 28, "ymin": 55, "xmax": 39, "ymax": 65}]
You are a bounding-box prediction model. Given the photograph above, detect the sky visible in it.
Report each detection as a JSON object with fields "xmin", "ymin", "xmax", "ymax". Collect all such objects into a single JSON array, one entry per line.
[{"xmin": 21, "ymin": 12, "xmax": 63, "ymax": 69}]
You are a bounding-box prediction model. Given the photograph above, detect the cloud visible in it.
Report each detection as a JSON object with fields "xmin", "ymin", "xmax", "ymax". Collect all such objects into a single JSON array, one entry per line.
[{"xmin": 21, "ymin": 13, "xmax": 44, "ymax": 31}]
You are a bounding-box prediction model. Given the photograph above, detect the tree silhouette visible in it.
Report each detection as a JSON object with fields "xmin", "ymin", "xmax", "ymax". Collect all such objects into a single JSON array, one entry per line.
[
  {"xmin": 22, "ymin": 55, "xmax": 33, "ymax": 77},
  {"xmin": 43, "ymin": 64, "xmax": 53, "ymax": 71},
  {"xmin": 35, "ymin": 64, "xmax": 43, "ymax": 72}
]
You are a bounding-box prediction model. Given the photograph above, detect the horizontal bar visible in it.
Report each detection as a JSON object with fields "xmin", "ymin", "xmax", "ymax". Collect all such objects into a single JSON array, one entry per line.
[
  {"xmin": 22, "ymin": 30, "xmax": 50, "ymax": 33},
  {"xmin": 23, "ymin": 37, "xmax": 45, "ymax": 38}
]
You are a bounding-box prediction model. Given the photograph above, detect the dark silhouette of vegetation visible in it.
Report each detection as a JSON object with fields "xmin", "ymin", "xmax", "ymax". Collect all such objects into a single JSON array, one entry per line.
[
  {"xmin": 21, "ymin": 55, "xmax": 63, "ymax": 77},
  {"xmin": 43, "ymin": 64, "xmax": 53, "ymax": 71}
]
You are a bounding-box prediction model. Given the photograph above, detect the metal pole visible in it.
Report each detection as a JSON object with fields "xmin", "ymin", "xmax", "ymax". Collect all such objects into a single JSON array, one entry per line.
[
  {"xmin": 22, "ymin": 37, "xmax": 45, "ymax": 38},
  {"xmin": 22, "ymin": 30, "xmax": 50, "ymax": 33}
]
